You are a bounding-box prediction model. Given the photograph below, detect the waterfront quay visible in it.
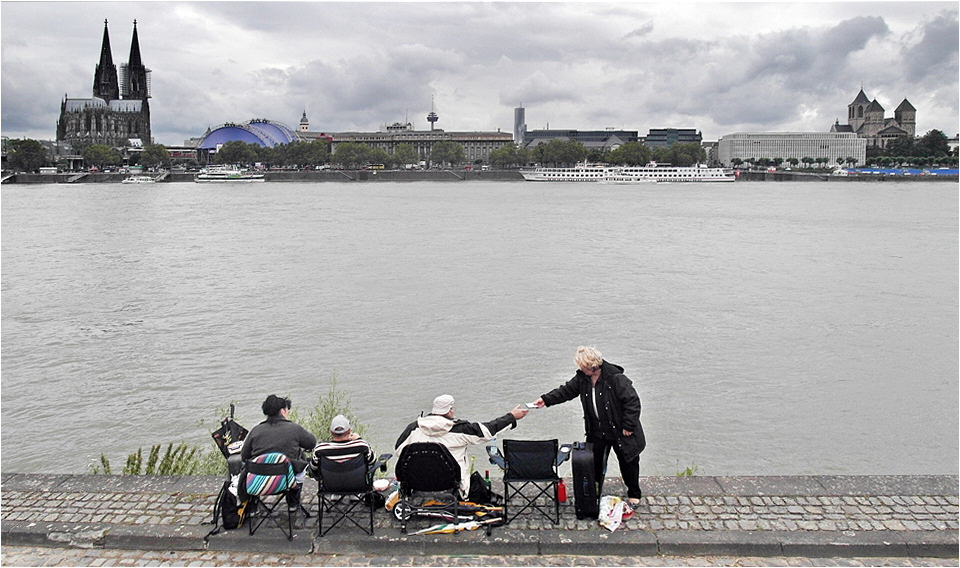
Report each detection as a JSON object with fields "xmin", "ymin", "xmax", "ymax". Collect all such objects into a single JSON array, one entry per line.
[
  {"xmin": 1, "ymin": 473, "xmax": 956, "ymax": 565},
  {"xmin": 4, "ymin": 169, "xmax": 958, "ymax": 184}
]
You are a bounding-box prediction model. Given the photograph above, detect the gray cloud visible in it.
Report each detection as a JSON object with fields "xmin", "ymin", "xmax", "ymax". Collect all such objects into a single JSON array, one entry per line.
[
  {"xmin": 2, "ymin": 2, "xmax": 957, "ymax": 143},
  {"xmin": 903, "ymin": 10, "xmax": 960, "ymax": 82}
]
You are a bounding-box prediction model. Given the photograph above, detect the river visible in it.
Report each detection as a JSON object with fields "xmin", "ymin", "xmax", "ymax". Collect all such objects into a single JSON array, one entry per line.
[{"xmin": 1, "ymin": 180, "xmax": 957, "ymax": 476}]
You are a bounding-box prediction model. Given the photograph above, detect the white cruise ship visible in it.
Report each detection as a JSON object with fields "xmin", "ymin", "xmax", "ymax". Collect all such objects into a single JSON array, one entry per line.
[
  {"xmin": 195, "ymin": 165, "xmax": 265, "ymax": 183},
  {"xmin": 521, "ymin": 162, "xmax": 735, "ymax": 183}
]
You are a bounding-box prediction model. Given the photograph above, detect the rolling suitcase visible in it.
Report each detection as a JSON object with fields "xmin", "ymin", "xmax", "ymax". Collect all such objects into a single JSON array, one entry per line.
[{"xmin": 571, "ymin": 442, "xmax": 600, "ymax": 519}]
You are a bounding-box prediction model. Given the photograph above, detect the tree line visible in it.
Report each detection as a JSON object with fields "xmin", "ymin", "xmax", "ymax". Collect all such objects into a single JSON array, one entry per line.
[{"xmin": 5, "ymin": 129, "xmax": 954, "ymax": 173}]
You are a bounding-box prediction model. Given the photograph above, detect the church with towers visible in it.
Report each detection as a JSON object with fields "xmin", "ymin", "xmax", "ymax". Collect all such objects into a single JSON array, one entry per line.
[
  {"xmin": 830, "ymin": 87, "xmax": 915, "ymax": 149},
  {"xmin": 56, "ymin": 20, "xmax": 152, "ymax": 148}
]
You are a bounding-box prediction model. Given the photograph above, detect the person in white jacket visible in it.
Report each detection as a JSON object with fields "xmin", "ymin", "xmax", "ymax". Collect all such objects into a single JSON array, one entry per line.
[{"xmin": 395, "ymin": 394, "xmax": 528, "ymax": 502}]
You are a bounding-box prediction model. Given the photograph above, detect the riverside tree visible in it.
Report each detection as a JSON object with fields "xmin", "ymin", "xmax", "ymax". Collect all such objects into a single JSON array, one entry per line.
[
  {"xmin": 331, "ymin": 142, "xmax": 370, "ymax": 169},
  {"xmin": 214, "ymin": 141, "xmax": 259, "ymax": 165},
  {"xmin": 607, "ymin": 141, "xmax": 652, "ymax": 166},
  {"xmin": 5, "ymin": 139, "xmax": 48, "ymax": 172},
  {"xmin": 82, "ymin": 144, "xmax": 122, "ymax": 170},
  {"xmin": 393, "ymin": 143, "xmax": 420, "ymax": 168},
  {"xmin": 140, "ymin": 144, "xmax": 170, "ymax": 169},
  {"xmin": 429, "ymin": 141, "xmax": 466, "ymax": 168}
]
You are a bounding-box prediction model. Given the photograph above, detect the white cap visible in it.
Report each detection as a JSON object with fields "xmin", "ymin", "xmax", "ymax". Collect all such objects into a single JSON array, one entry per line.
[
  {"xmin": 330, "ymin": 414, "xmax": 351, "ymax": 434},
  {"xmin": 431, "ymin": 395, "xmax": 455, "ymax": 415}
]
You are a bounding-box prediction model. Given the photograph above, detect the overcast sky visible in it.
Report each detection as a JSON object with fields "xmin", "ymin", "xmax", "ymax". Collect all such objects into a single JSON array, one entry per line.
[{"xmin": 2, "ymin": 1, "xmax": 957, "ymax": 146}]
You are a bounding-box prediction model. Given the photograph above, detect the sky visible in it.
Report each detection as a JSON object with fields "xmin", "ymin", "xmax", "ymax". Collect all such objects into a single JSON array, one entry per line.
[{"xmin": 1, "ymin": 1, "xmax": 958, "ymax": 146}]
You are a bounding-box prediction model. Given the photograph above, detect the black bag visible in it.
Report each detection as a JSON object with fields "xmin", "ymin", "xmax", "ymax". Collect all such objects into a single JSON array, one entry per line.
[
  {"xmin": 467, "ymin": 470, "xmax": 502, "ymax": 505},
  {"xmin": 571, "ymin": 442, "xmax": 600, "ymax": 519},
  {"xmin": 219, "ymin": 480, "xmax": 242, "ymax": 529},
  {"xmin": 204, "ymin": 479, "xmax": 247, "ymax": 540}
]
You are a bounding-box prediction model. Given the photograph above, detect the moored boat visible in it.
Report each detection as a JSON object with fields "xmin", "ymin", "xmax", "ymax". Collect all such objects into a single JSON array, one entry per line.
[
  {"xmin": 521, "ymin": 162, "xmax": 735, "ymax": 182},
  {"xmin": 195, "ymin": 165, "xmax": 265, "ymax": 182},
  {"xmin": 121, "ymin": 174, "xmax": 157, "ymax": 184}
]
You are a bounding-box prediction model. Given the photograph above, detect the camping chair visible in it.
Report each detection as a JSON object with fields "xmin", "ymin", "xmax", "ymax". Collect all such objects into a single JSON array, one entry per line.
[
  {"xmin": 315, "ymin": 452, "xmax": 392, "ymax": 536},
  {"xmin": 243, "ymin": 452, "xmax": 298, "ymax": 540},
  {"xmin": 393, "ymin": 442, "xmax": 463, "ymax": 534},
  {"xmin": 487, "ymin": 439, "xmax": 571, "ymax": 524}
]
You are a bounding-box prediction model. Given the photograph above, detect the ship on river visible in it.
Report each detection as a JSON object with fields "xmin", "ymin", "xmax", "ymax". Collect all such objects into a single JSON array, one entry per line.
[{"xmin": 521, "ymin": 162, "xmax": 735, "ymax": 182}]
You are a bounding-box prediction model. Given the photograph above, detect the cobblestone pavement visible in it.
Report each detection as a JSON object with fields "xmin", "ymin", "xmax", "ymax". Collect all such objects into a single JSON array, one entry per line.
[
  {"xmin": 3, "ymin": 475, "xmax": 957, "ymax": 534},
  {"xmin": 2, "ymin": 474, "xmax": 956, "ymax": 561},
  {"xmin": 3, "ymin": 546, "xmax": 959, "ymax": 567}
]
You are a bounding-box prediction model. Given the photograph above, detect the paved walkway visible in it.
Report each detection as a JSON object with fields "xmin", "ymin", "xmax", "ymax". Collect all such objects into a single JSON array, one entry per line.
[{"xmin": 1, "ymin": 473, "xmax": 956, "ymax": 562}]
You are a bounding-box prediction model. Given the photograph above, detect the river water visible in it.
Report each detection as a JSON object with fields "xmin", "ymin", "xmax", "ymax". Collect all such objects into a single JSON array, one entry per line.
[{"xmin": 2, "ymin": 181, "xmax": 957, "ymax": 476}]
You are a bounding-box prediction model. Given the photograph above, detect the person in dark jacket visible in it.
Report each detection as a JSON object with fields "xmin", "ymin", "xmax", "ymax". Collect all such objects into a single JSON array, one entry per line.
[
  {"xmin": 534, "ymin": 346, "xmax": 645, "ymax": 505},
  {"xmin": 241, "ymin": 395, "xmax": 317, "ymax": 520}
]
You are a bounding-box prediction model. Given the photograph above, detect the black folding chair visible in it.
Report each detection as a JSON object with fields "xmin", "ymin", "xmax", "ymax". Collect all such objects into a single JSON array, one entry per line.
[
  {"xmin": 315, "ymin": 452, "xmax": 392, "ymax": 536},
  {"xmin": 487, "ymin": 439, "xmax": 571, "ymax": 524},
  {"xmin": 393, "ymin": 442, "xmax": 462, "ymax": 534}
]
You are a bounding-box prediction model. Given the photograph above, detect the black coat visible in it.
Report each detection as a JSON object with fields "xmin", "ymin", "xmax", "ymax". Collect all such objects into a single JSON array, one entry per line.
[{"xmin": 540, "ymin": 360, "xmax": 646, "ymax": 460}]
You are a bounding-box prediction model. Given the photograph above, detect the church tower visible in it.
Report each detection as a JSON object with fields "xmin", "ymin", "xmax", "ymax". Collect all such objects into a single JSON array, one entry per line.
[
  {"xmin": 894, "ymin": 99, "xmax": 916, "ymax": 138},
  {"xmin": 300, "ymin": 110, "xmax": 310, "ymax": 132},
  {"xmin": 120, "ymin": 20, "xmax": 150, "ymax": 101},
  {"xmin": 93, "ymin": 19, "xmax": 120, "ymax": 101}
]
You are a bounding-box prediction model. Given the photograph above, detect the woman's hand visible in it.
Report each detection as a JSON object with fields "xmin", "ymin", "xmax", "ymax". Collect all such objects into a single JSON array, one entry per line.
[{"xmin": 622, "ymin": 429, "xmax": 633, "ymax": 436}]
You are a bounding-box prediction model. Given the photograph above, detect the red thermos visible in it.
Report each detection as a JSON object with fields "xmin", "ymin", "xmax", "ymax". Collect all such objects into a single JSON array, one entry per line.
[{"xmin": 558, "ymin": 479, "xmax": 567, "ymax": 503}]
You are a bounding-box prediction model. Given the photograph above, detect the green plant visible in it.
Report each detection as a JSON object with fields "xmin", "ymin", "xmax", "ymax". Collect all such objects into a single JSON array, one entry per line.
[
  {"xmin": 676, "ymin": 463, "xmax": 699, "ymax": 477},
  {"xmin": 89, "ymin": 376, "xmax": 368, "ymax": 476},
  {"xmin": 289, "ymin": 374, "xmax": 368, "ymax": 439}
]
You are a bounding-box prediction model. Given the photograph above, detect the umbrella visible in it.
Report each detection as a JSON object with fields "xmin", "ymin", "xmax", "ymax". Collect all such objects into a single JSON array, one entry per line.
[{"xmin": 211, "ymin": 404, "xmax": 248, "ymax": 459}]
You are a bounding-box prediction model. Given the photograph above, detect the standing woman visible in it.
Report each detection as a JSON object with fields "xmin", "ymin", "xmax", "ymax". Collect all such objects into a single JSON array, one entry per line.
[{"xmin": 534, "ymin": 346, "xmax": 646, "ymax": 506}]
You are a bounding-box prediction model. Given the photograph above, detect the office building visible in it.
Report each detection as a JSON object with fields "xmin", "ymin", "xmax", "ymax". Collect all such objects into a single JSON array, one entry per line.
[{"xmin": 716, "ymin": 132, "xmax": 866, "ymax": 167}]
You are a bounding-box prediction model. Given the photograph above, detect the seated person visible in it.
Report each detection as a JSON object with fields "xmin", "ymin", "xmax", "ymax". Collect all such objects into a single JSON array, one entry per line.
[
  {"xmin": 310, "ymin": 414, "xmax": 375, "ymax": 471},
  {"xmin": 395, "ymin": 394, "xmax": 528, "ymax": 503},
  {"xmin": 241, "ymin": 395, "xmax": 317, "ymax": 520}
]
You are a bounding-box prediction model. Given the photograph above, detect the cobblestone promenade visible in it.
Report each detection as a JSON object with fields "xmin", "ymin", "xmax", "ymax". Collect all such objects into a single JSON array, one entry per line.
[{"xmin": 1, "ymin": 473, "xmax": 956, "ymax": 566}]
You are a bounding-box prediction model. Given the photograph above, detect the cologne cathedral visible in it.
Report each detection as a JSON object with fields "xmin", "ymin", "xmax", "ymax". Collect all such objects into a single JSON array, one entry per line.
[{"xmin": 56, "ymin": 20, "xmax": 151, "ymax": 147}]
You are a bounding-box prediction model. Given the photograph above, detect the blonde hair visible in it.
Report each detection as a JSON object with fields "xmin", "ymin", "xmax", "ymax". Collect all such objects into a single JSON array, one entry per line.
[{"xmin": 574, "ymin": 346, "xmax": 603, "ymax": 369}]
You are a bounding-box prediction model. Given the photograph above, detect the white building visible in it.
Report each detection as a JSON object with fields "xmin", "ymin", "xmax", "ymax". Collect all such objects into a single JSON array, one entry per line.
[{"xmin": 716, "ymin": 132, "xmax": 866, "ymax": 167}]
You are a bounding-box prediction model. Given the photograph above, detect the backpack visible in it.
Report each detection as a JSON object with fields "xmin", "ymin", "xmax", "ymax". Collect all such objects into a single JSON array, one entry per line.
[{"xmin": 204, "ymin": 477, "xmax": 248, "ymax": 540}]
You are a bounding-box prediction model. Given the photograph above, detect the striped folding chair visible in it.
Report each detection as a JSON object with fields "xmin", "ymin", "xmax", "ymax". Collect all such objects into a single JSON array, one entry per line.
[{"xmin": 243, "ymin": 452, "xmax": 297, "ymax": 539}]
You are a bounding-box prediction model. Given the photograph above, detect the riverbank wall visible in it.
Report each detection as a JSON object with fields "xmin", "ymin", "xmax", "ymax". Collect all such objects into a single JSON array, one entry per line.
[{"xmin": 1, "ymin": 170, "xmax": 527, "ymax": 184}]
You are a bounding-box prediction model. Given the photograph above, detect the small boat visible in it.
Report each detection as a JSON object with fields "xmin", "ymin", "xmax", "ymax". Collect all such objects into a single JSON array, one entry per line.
[
  {"xmin": 121, "ymin": 174, "xmax": 157, "ymax": 184},
  {"xmin": 195, "ymin": 165, "xmax": 265, "ymax": 183}
]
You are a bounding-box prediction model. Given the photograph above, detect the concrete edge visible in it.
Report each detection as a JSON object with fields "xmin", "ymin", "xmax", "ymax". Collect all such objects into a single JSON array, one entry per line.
[{"xmin": 5, "ymin": 521, "xmax": 957, "ymax": 558}]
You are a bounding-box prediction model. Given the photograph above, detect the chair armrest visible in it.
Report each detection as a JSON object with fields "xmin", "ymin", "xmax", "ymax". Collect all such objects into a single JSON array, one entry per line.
[
  {"xmin": 370, "ymin": 453, "xmax": 393, "ymax": 474},
  {"xmin": 557, "ymin": 444, "xmax": 573, "ymax": 467},
  {"xmin": 486, "ymin": 445, "xmax": 506, "ymax": 470}
]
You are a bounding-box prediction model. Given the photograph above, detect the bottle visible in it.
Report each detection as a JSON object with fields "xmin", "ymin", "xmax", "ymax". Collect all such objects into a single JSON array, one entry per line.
[
  {"xmin": 484, "ymin": 470, "xmax": 491, "ymax": 490},
  {"xmin": 558, "ymin": 479, "xmax": 567, "ymax": 503}
]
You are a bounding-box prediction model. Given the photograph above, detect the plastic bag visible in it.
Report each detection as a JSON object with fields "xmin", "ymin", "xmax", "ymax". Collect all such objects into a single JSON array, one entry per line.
[{"xmin": 598, "ymin": 495, "xmax": 624, "ymax": 532}]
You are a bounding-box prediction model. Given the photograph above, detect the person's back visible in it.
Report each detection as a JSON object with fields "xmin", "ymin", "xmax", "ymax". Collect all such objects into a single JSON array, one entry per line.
[
  {"xmin": 240, "ymin": 395, "xmax": 317, "ymax": 525},
  {"xmin": 395, "ymin": 395, "xmax": 527, "ymax": 502},
  {"xmin": 310, "ymin": 415, "xmax": 374, "ymax": 473}
]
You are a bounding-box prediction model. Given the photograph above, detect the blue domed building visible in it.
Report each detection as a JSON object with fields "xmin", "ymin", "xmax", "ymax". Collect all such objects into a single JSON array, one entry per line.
[{"xmin": 197, "ymin": 119, "xmax": 300, "ymax": 152}]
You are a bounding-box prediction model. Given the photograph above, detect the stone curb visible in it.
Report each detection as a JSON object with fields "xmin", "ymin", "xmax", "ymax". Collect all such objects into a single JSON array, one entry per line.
[{"xmin": 2, "ymin": 521, "xmax": 956, "ymax": 558}]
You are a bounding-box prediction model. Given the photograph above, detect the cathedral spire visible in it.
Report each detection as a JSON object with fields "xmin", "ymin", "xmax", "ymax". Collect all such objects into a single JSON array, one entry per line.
[
  {"xmin": 128, "ymin": 20, "xmax": 142, "ymax": 67},
  {"xmin": 92, "ymin": 19, "xmax": 120, "ymax": 101},
  {"xmin": 121, "ymin": 19, "xmax": 150, "ymax": 100}
]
